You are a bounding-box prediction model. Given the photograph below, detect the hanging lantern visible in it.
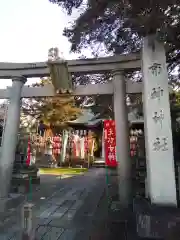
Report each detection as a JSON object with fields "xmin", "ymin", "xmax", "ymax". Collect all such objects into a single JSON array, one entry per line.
[
  {"xmin": 52, "ymin": 142, "xmax": 56, "ymax": 149},
  {"xmin": 56, "ymin": 135, "xmax": 60, "ymax": 142},
  {"xmin": 53, "ymin": 136, "xmax": 56, "ymax": 143}
]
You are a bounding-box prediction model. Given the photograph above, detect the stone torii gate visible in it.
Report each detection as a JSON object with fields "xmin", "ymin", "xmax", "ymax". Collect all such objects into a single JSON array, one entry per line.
[{"xmin": 0, "ymin": 36, "xmax": 177, "ymax": 208}]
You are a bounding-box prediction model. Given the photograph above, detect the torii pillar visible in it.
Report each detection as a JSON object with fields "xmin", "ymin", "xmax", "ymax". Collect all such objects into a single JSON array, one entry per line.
[
  {"xmin": 0, "ymin": 76, "xmax": 26, "ymax": 199},
  {"xmin": 113, "ymin": 70, "xmax": 131, "ymax": 208}
]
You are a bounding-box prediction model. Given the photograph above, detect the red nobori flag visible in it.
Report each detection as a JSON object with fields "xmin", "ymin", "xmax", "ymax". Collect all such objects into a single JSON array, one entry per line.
[{"xmin": 104, "ymin": 120, "xmax": 117, "ymax": 167}]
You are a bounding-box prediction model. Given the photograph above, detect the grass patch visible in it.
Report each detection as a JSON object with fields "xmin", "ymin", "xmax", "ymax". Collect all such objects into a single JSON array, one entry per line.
[{"xmin": 39, "ymin": 167, "xmax": 88, "ymax": 175}]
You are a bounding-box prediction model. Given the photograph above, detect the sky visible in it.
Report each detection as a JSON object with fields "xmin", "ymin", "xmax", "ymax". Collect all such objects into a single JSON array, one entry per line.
[{"xmin": 0, "ymin": 0, "xmax": 90, "ymax": 88}]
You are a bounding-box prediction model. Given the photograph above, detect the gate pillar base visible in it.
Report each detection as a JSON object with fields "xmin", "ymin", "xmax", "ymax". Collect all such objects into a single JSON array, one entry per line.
[{"xmin": 134, "ymin": 197, "xmax": 180, "ymax": 238}]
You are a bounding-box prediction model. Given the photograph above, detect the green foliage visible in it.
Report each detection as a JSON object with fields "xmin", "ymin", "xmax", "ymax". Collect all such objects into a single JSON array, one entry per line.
[
  {"xmin": 50, "ymin": 0, "xmax": 177, "ymax": 50},
  {"xmin": 50, "ymin": 0, "xmax": 180, "ymax": 83},
  {"xmin": 169, "ymin": 92, "xmax": 180, "ymax": 158},
  {"xmin": 48, "ymin": 0, "xmax": 180, "ymax": 120},
  {"xmin": 21, "ymin": 78, "xmax": 81, "ymax": 128},
  {"xmin": 170, "ymin": 92, "xmax": 180, "ymax": 130}
]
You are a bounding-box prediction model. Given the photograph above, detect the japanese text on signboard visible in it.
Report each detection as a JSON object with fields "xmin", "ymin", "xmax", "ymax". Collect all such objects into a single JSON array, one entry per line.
[{"xmin": 104, "ymin": 120, "xmax": 117, "ymax": 167}]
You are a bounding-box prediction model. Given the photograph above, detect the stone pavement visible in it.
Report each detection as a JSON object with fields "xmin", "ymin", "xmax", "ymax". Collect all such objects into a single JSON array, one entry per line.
[{"xmin": 0, "ymin": 168, "xmax": 110, "ymax": 240}]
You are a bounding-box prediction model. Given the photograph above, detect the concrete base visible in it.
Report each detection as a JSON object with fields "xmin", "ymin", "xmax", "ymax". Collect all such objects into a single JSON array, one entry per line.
[
  {"xmin": 11, "ymin": 176, "xmax": 40, "ymax": 194},
  {"xmin": 0, "ymin": 193, "xmax": 25, "ymax": 213},
  {"xmin": 133, "ymin": 197, "xmax": 180, "ymax": 238}
]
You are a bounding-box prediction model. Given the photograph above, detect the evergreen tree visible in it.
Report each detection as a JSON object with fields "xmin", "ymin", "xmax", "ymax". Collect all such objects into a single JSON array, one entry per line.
[
  {"xmin": 48, "ymin": 0, "xmax": 180, "ymax": 119},
  {"xmin": 49, "ymin": 0, "xmax": 180, "ymax": 80}
]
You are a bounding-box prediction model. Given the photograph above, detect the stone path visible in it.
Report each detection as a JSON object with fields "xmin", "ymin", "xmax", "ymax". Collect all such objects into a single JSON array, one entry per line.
[{"xmin": 0, "ymin": 168, "xmax": 107, "ymax": 240}]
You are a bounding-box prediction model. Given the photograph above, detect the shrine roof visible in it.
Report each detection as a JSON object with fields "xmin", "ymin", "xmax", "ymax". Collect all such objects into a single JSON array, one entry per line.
[
  {"xmin": 67, "ymin": 109, "xmax": 100, "ymax": 125},
  {"xmin": 85, "ymin": 118, "xmax": 103, "ymax": 127}
]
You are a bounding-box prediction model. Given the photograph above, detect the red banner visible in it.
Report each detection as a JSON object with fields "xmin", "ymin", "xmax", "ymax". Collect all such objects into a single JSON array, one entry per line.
[{"xmin": 104, "ymin": 120, "xmax": 118, "ymax": 167}]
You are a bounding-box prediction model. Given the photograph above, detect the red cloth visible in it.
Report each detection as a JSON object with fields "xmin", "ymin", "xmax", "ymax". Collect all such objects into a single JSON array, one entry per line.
[
  {"xmin": 104, "ymin": 120, "xmax": 117, "ymax": 167},
  {"xmin": 26, "ymin": 139, "xmax": 31, "ymax": 166}
]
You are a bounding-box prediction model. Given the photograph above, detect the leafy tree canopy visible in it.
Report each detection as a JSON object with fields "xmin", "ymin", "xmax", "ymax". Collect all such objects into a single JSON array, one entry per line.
[
  {"xmin": 50, "ymin": 0, "xmax": 180, "ymax": 82},
  {"xmin": 48, "ymin": 0, "xmax": 180, "ymax": 121},
  {"xmin": 21, "ymin": 78, "xmax": 82, "ymax": 130}
]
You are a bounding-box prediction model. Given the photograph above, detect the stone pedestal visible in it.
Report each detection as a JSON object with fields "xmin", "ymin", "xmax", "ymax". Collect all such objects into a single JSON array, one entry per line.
[
  {"xmin": 0, "ymin": 193, "xmax": 24, "ymax": 219},
  {"xmin": 134, "ymin": 198, "xmax": 180, "ymax": 238}
]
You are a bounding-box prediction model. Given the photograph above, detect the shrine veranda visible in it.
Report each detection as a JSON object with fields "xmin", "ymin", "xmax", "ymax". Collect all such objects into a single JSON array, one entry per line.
[{"xmin": 0, "ymin": 35, "xmax": 177, "ymax": 208}]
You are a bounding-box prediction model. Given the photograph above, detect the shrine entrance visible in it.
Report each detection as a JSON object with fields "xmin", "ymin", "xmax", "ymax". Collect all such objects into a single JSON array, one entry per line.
[
  {"xmin": 0, "ymin": 35, "xmax": 177, "ymax": 208},
  {"xmin": 32, "ymin": 113, "xmax": 103, "ymax": 169}
]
